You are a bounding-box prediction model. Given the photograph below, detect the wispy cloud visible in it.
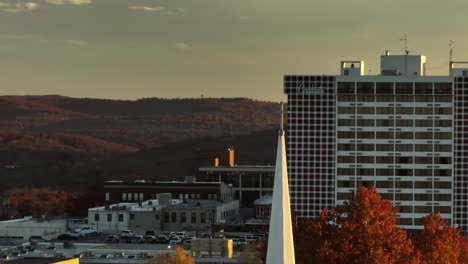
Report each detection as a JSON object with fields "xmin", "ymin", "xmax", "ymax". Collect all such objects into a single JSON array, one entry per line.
[
  {"xmin": 129, "ymin": 6, "xmax": 165, "ymax": 12},
  {"xmin": 45, "ymin": 0, "xmax": 92, "ymax": 5},
  {"xmin": 175, "ymin": 42, "xmax": 192, "ymax": 51},
  {"xmin": 0, "ymin": 2, "xmax": 39, "ymax": 13},
  {"xmin": 64, "ymin": 39, "xmax": 88, "ymax": 46}
]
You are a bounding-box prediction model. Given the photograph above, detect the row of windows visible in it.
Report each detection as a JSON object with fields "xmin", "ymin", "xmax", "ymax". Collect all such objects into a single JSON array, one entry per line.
[
  {"xmin": 337, "ymin": 95, "xmax": 451, "ymax": 102},
  {"xmin": 338, "ymin": 131, "xmax": 452, "ymax": 139},
  {"xmin": 337, "ymin": 168, "xmax": 451, "ymax": 176},
  {"xmin": 337, "ymin": 82, "xmax": 452, "ymax": 95},
  {"xmin": 337, "ymin": 156, "xmax": 451, "ymax": 164},
  {"xmin": 338, "ymin": 119, "xmax": 452, "ymax": 127},
  {"xmin": 338, "ymin": 144, "xmax": 451, "ymax": 152},
  {"xmin": 337, "ymin": 192, "xmax": 451, "ymax": 201},
  {"xmin": 337, "ymin": 180, "xmax": 451, "ymax": 189},
  {"xmin": 337, "ymin": 107, "xmax": 452, "ymax": 115},
  {"xmin": 256, "ymin": 206, "xmax": 271, "ymax": 218},
  {"xmin": 163, "ymin": 212, "xmax": 212, "ymax": 224}
]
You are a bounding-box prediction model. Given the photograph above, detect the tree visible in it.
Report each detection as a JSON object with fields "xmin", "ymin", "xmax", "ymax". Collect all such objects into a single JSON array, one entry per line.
[
  {"xmin": 415, "ymin": 212, "xmax": 461, "ymax": 264},
  {"xmin": 294, "ymin": 187, "xmax": 419, "ymax": 264},
  {"xmin": 147, "ymin": 247, "xmax": 194, "ymax": 264}
]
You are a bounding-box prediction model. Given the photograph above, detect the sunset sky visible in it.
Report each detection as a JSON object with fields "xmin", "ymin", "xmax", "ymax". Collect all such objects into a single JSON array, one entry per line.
[{"xmin": 1, "ymin": 0, "xmax": 468, "ymax": 102}]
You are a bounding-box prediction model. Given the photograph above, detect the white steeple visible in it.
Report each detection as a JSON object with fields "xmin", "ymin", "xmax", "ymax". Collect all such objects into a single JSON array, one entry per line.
[{"xmin": 266, "ymin": 103, "xmax": 296, "ymax": 264}]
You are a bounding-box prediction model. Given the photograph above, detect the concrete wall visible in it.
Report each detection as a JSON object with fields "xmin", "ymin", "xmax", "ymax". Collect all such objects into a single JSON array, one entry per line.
[{"xmin": 128, "ymin": 210, "xmax": 161, "ymax": 235}]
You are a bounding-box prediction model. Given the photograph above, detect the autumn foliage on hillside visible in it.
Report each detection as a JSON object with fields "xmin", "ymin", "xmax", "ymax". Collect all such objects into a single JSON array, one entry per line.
[
  {"xmin": 294, "ymin": 187, "xmax": 465, "ymax": 264},
  {"xmin": 8, "ymin": 188, "xmax": 79, "ymax": 218}
]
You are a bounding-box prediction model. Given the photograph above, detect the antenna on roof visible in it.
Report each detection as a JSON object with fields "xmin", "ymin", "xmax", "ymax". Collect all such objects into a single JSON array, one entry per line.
[
  {"xmin": 400, "ymin": 33, "xmax": 409, "ymax": 55},
  {"xmin": 449, "ymin": 40, "xmax": 454, "ymax": 62}
]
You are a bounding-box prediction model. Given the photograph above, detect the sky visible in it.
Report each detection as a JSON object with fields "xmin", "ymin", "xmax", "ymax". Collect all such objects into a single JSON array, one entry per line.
[{"xmin": 1, "ymin": 0, "xmax": 468, "ymax": 102}]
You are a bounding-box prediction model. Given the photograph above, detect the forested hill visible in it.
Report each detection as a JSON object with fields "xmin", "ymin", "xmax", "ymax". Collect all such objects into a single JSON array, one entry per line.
[{"xmin": 0, "ymin": 95, "xmax": 279, "ymax": 151}]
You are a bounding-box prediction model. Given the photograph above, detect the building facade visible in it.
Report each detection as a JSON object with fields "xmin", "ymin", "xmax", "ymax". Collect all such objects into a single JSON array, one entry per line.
[
  {"xmin": 103, "ymin": 177, "xmax": 234, "ymax": 204},
  {"xmin": 284, "ymin": 53, "xmax": 468, "ymax": 235}
]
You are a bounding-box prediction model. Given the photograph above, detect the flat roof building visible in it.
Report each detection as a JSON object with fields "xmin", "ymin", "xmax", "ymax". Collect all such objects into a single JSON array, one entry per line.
[{"xmin": 284, "ymin": 51, "xmax": 468, "ymax": 236}]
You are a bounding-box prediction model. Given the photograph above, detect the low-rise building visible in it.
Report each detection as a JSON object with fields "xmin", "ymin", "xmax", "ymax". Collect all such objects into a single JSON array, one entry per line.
[
  {"xmin": 103, "ymin": 177, "xmax": 234, "ymax": 204},
  {"xmin": 88, "ymin": 194, "xmax": 240, "ymax": 234},
  {"xmin": 244, "ymin": 195, "xmax": 272, "ymax": 231},
  {"xmin": 0, "ymin": 217, "xmax": 67, "ymax": 241}
]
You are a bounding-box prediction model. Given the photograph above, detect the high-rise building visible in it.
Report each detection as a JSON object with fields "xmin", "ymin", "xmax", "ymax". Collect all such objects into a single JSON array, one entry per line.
[{"xmin": 284, "ymin": 52, "xmax": 468, "ymax": 235}]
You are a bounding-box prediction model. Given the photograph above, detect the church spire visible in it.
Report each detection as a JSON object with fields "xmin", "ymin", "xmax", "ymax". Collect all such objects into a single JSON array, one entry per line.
[{"xmin": 266, "ymin": 103, "xmax": 295, "ymax": 264}]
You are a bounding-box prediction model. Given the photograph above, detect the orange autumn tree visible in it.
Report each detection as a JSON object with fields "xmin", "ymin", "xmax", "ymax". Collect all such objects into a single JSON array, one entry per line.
[
  {"xmin": 147, "ymin": 247, "xmax": 194, "ymax": 264},
  {"xmin": 295, "ymin": 186, "xmax": 419, "ymax": 264},
  {"xmin": 415, "ymin": 212, "xmax": 461, "ymax": 264}
]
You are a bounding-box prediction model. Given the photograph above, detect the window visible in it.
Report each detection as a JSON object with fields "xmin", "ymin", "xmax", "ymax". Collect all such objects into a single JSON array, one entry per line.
[
  {"xmin": 398, "ymin": 206, "xmax": 413, "ymax": 213},
  {"xmin": 415, "ymin": 120, "xmax": 433, "ymax": 127},
  {"xmin": 415, "ymin": 144, "xmax": 432, "ymax": 152},
  {"xmin": 164, "ymin": 212, "xmax": 170, "ymax": 223},
  {"xmin": 415, "ymin": 95, "xmax": 433, "ymax": 102},
  {"xmin": 415, "ymin": 108, "xmax": 433, "ymax": 115},
  {"xmin": 266, "ymin": 207, "xmax": 271, "ymax": 218},
  {"xmin": 376, "ymin": 82, "xmax": 394, "ymax": 93},
  {"xmin": 338, "ymin": 107, "xmax": 355, "ymax": 114},
  {"xmin": 415, "ymin": 206, "xmax": 432, "ymax": 213},
  {"xmin": 396, "ymin": 156, "xmax": 413, "ymax": 164},
  {"xmin": 191, "ymin": 194, "xmax": 195, "ymax": 199},
  {"xmin": 128, "ymin": 193, "xmax": 132, "ymax": 201},
  {"xmin": 415, "ymin": 169, "xmax": 432, "ymax": 177},
  {"xmin": 338, "ymin": 131, "xmax": 355, "ymax": 138},
  {"xmin": 337, "ymin": 82, "xmax": 355, "ymax": 94},
  {"xmin": 396, "ymin": 132, "xmax": 413, "ymax": 139},
  {"xmin": 208, "ymin": 194, "xmax": 212, "ymax": 199},
  {"xmin": 415, "ymin": 157, "xmax": 432, "ymax": 164},
  {"xmin": 196, "ymin": 194, "xmax": 201, "ymax": 199},
  {"xmin": 396, "ymin": 107, "xmax": 413, "ymax": 115},
  {"xmin": 338, "ymin": 181, "xmax": 355, "ymax": 187},
  {"xmin": 257, "ymin": 206, "xmax": 264, "ymax": 217},
  {"xmin": 434, "ymin": 83, "xmax": 451, "ymax": 94},
  {"xmin": 415, "ymin": 132, "xmax": 433, "ymax": 139},
  {"xmin": 376, "ymin": 157, "xmax": 393, "ymax": 164},
  {"xmin": 357, "ymin": 169, "xmax": 374, "ymax": 176},
  {"xmin": 376, "ymin": 144, "xmax": 393, "ymax": 151},
  {"xmin": 357, "ymin": 119, "xmax": 374, "ymax": 126},
  {"xmin": 434, "ymin": 95, "xmax": 451, "ymax": 102},
  {"xmin": 94, "ymin": 214, "xmax": 100, "ymax": 222},
  {"xmin": 338, "ymin": 119, "xmax": 355, "ymax": 126},
  {"xmin": 118, "ymin": 214, "xmax": 124, "ymax": 222},
  {"xmin": 357, "ymin": 107, "xmax": 375, "ymax": 114},
  {"xmin": 377, "ymin": 108, "xmax": 394, "ymax": 114},
  {"xmin": 376, "ymin": 181, "xmax": 393, "ymax": 188},
  {"xmin": 191, "ymin": 213, "xmax": 197, "ymax": 224},
  {"xmin": 338, "ymin": 156, "xmax": 355, "ymax": 163},
  {"xmin": 396, "ymin": 144, "xmax": 413, "ymax": 151},
  {"xmin": 396, "ymin": 83, "xmax": 413, "ymax": 94},
  {"xmin": 415, "ymin": 194, "xmax": 432, "ymax": 201},
  {"xmin": 171, "ymin": 212, "xmax": 177, "ymax": 223},
  {"xmin": 337, "ymin": 192, "xmax": 353, "ymax": 200},
  {"xmin": 357, "ymin": 82, "xmax": 374, "ymax": 93},
  {"xmin": 434, "ymin": 120, "xmax": 451, "ymax": 127},
  {"xmin": 181, "ymin": 212, "xmax": 187, "ymax": 224},
  {"xmin": 395, "ymin": 181, "xmax": 413, "ymax": 188},
  {"xmin": 122, "ymin": 193, "xmax": 127, "ymax": 201},
  {"xmin": 396, "ymin": 169, "xmax": 413, "ymax": 176},
  {"xmin": 134, "ymin": 193, "xmax": 138, "ymax": 201},
  {"xmin": 338, "ymin": 144, "xmax": 355, "ymax": 151},
  {"xmin": 357, "ymin": 132, "xmax": 374, "ymax": 138},
  {"xmin": 357, "ymin": 144, "xmax": 374, "ymax": 151},
  {"xmin": 415, "ymin": 83, "xmax": 433, "ymax": 94},
  {"xmin": 395, "ymin": 193, "xmax": 413, "ymax": 201},
  {"xmin": 338, "ymin": 95, "xmax": 355, "ymax": 101},
  {"xmin": 415, "ymin": 182, "xmax": 432, "ymax": 188},
  {"xmin": 434, "ymin": 132, "xmax": 451, "ymax": 139},
  {"xmin": 376, "ymin": 95, "xmax": 394, "ymax": 102},
  {"xmin": 130, "ymin": 213, "xmax": 135, "ymax": 220},
  {"xmin": 376, "ymin": 132, "xmax": 393, "ymax": 139},
  {"xmin": 185, "ymin": 194, "xmax": 189, "ymax": 199},
  {"xmin": 139, "ymin": 193, "xmax": 144, "ymax": 201},
  {"xmin": 434, "ymin": 182, "xmax": 451, "ymax": 189},
  {"xmin": 376, "ymin": 119, "xmax": 394, "ymax": 126},
  {"xmin": 396, "ymin": 120, "xmax": 413, "ymax": 127},
  {"xmin": 434, "ymin": 145, "xmax": 451, "ymax": 152},
  {"xmin": 200, "ymin": 213, "xmax": 207, "ymax": 224},
  {"xmin": 105, "ymin": 193, "xmax": 110, "ymax": 201},
  {"xmin": 434, "ymin": 157, "xmax": 451, "ymax": 164},
  {"xmin": 357, "ymin": 156, "xmax": 374, "ymax": 163},
  {"xmin": 434, "ymin": 108, "xmax": 452, "ymax": 115},
  {"xmin": 214, "ymin": 194, "xmax": 218, "ymax": 200},
  {"xmin": 107, "ymin": 214, "xmax": 112, "ymax": 222},
  {"xmin": 337, "ymin": 168, "xmax": 355, "ymax": 175}
]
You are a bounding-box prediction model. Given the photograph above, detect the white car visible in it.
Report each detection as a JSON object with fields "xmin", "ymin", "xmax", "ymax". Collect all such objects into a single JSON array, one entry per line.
[
  {"xmin": 75, "ymin": 227, "xmax": 100, "ymax": 236},
  {"xmin": 120, "ymin": 230, "xmax": 134, "ymax": 239},
  {"xmin": 169, "ymin": 238, "xmax": 182, "ymax": 245}
]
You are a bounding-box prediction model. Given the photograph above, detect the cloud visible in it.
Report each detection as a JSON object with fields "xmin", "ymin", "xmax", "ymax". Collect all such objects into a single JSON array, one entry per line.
[
  {"xmin": 0, "ymin": 2, "xmax": 39, "ymax": 13},
  {"xmin": 129, "ymin": 6, "xmax": 164, "ymax": 12},
  {"xmin": 175, "ymin": 42, "xmax": 192, "ymax": 51},
  {"xmin": 45, "ymin": 0, "xmax": 92, "ymax": 5},
  {"xmin": 64, "ymin": 39, "xmax": 88, "ymax": 46}
]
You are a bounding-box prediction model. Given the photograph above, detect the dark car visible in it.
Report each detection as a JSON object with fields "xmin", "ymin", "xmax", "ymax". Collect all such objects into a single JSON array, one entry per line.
[
  {"xmin": 156, "ymin": 235, "xmax": 169, "ymax": 244},
  {"xmin": 58, "ymin": 233, "xmax": 79, "ymax": 240},
  {"xmin": 105, "ymin": 235, "xmax": 119, "ymax": 243},
  {"xmin": 143, "ymin": 235, "xmax": 156, "ymax": 244}
]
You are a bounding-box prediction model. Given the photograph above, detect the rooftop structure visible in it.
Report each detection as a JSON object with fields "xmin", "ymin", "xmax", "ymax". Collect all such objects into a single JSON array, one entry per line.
[{"xmin": 284, "ymin": 50, "xmax": 468, "ymax": 236}]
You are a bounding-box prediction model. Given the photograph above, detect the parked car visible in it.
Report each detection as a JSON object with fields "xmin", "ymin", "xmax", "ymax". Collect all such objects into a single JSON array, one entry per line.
[
  {"xmin": 105, "ymin": 235, "xmax": 119, "ymax": 243},
  {"xmin": 75, "ymin": 227, "xmax": 100, "ymax": 236},
  {"xmin": 145, "ymin": 231, "xmax": 156, "ymax": 236},
  {"xmin": 169, "ymin": 237, "xmax": 182, "ymax": 245},
  {"xmin": 143, "ymin": 235, "xmax": 156, "ymax": 244},
  {"xmin": 120, "ymin": 230, "xmax": 134, "ymax": 239},
  {"xmin": 175, "ymin": 232, "xmax": 186, "ymax": 239},
  {"xmin": 28, "ymin": 236, "xmax": 49, "ymax": 242},
  {"xmin": 159, "ymin": 232, "xmax": 174, "ymax": 238},
  {"xmin": 156, "ymin": 235, "xmax": 169, "ymax": 244},
  {"xmin": 129, "ymin": 235, "xmax": 144, "ymax": 244},
  {"xmin": 58, "ymin": 233, "xmax": 80, "ymax": 240}
]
